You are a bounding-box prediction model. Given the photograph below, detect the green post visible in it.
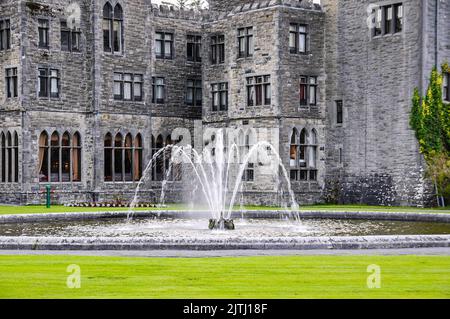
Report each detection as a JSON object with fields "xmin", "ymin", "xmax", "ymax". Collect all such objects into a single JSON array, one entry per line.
[{"xmin": 46, "ymin": 184, "xmax": 51, "ymax": 208}]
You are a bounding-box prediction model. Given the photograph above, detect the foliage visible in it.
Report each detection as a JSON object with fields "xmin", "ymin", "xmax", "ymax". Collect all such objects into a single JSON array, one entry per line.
[
  {"xmin": 426, "ymin": 152, "xmax": 450, "ymax": 203},
  {"xmin": 410, "ymin": 66, "xmax": 450, "ymax": 205}
]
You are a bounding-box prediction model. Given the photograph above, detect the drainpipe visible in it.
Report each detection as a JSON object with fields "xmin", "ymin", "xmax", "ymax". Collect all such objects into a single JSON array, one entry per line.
[{"xmin": 435, "ymin": 0, "xmax": 438, "ymax": 66}]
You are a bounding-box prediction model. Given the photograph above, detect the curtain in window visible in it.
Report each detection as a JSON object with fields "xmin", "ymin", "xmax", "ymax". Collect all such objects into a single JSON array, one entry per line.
[{"xmin": 72, "ymin": 132, "xmax": 81, "ymax": 182}]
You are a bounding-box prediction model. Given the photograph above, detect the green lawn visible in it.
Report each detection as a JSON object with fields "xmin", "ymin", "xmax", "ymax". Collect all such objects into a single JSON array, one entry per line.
[
  {"xmin": 0, "ymin": 255, "xmax": 449, "ymax": 299},
  {"xmin": 0, "ymin": 204, "xmax": 449, "ymax": 215}
]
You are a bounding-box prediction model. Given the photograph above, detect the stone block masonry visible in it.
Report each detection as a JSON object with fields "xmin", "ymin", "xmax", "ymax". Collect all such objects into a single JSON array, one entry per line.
[{"xmin": 0, "ymin": 0, "xmax": 448, "ymax": 207}]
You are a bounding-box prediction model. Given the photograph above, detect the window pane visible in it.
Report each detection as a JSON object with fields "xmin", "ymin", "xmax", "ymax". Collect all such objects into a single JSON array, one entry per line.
[
  {"xmin": 299, "ymin": 34, "xmax": 306, "ymax": 52},
  {"xmin": 164, "ymin": 41, "xmax": 172, "ymax": 58},
  {"xmin": 113, "ymin": 20, "xmax": 122, "ymax": 52},
  {"xmin": 124, "ymin": 82, "xmax": 131, "ymax": 100},
  {"xmin": 61, "ymin": 30, "xmax": 70, "ymax": 51}
]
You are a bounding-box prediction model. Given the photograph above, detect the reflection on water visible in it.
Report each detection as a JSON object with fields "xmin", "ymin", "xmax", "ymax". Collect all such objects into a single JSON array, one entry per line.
[{"xmin": 1, "ymin": 218, "xmax": 450, "ymax": 239}]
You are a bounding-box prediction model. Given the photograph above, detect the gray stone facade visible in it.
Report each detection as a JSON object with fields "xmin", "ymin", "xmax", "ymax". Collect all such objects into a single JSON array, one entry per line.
[{"xmin": 0, "ymin": 0, "xmax": 447, "ymax": 206}]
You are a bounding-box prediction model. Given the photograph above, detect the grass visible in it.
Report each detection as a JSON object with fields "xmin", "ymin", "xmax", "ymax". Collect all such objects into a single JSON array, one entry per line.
[
  {"xmin": 0, "ymin": 255, "xmax": 449, "ymax": 299},
  {"xmin": 0, "ymin": 204, "xmax": 448, "ymax": 215}
]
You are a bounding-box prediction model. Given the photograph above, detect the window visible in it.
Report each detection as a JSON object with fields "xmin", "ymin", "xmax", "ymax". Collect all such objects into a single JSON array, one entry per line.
[
  {"xmin": 38, "ymin": 68, "xmax": 60, "ymax": 98},
  {"xmin": 38, "ymin": 19, "xmax": 49, "ymax": 48},
  {"xmin": 238, "ymin": 27, "xmax": 253, "ymax": 58},
  {"xmin": 0, "ymin": 19, "xmax": 11, "ymax": 50},
  {"xmin": 155, "ymin": 32, "xmax": 173, "ymax": 59},
  {"xmin": 373, "ymin": 3, "xmax": 403, "ymax": 37},
  {"xmin": 211, "ymin": 35, "xmax": 225, "ymax": 64},
  {"xmin": 289, "ymin": 24, "xmax": 308, "ymax": 53},
  {"xmin": 290, "ymin": 128, "xmax": 318, "ymax": 181},
  {"xmin": 61, "ymin": 21, "xmax": 80, "ymax": 52},
  {"xmin": 336, "ymin": 100, "xmax": 343, "ymax": 124},
  {"xmin": 151, "ymin": 134, "xmax": 174, "ymax": 181},
  {"xmin": 38, "ymin": 131, "xmax": 81, "ymax": 183},
  {"xmin": 186, "ymin": 79, "xmax": 202, "ymax": 107},
  {"xmin": 247, "ymin": 75, "xmax": 271, "ymax": 107},
  {"xmin": 444, "ymin": 73, "xmax": 450, "ymax": 102},
  {"xmin": 0, "ymin": 131, "xmax": 19, "ymax": 183},
  {"xmin": 113, "ymin": 72, "xmax": 143, "ymax": 101},
  {"xmin": 394, "ymin": 4, "xmax": 403, "ymax": 33},
  {"xmin": 238, "ymin": 130, "xmax": 255, "ymax": 182},
  {"xmin": 104, "ymin": 132, "xmax": 142, "ymax": 182},
  {"xmin": 187, "ymin": 35, "xmax": 201, "ymax": 62},
  {"xmin": 5, "ymin": 68, "xmax": 18, "ymax": 98},
  {"xmin": 152, "ymin": 77, "xmax": 165, "ymax": 104},
  {"xmin": 212, "ymin": 82, "xmax": 228, "ymax": 112},
  {"xmin": 300, "ymin": 76, "xmax": 318, "ymax": 107},
  {"xmin": 103, "ymin": 2, "xmax": 123, "ymax": 53}
]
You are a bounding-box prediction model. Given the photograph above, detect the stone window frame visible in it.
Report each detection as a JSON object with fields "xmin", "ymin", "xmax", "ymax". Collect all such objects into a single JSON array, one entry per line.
[
  {"xmin": 336, "ymin": 100, "xmax": 343, "ymax": 125},
  {"xmin": 289, "ymin": 127, "xmax": 318, "ymax": 182},
  {"xmin": 211, "ymin": 82, "xmax": 228, "ymax": 112},
  {"xmin": 237, "ymin": 26, "xmax": 254, "ymax": 59},
  {"xmin": 104, "ymin": 131, "xmax": 143, "ymax": 183},
  {"xmin": 103, "ymin": 2, "xmax": 124, "ymax": 54},
  {"xmin": 443, "ymin": 73, "xmax": 450, "ymax": 103},
  {"xmin": 113, "ymin": 72, "xmax": 144, "ymax": 102},
  {"xmin": 37, "ymin": 18, "xmax": 50, "ymax": 49},
  {"xmin": 60, "ymin": 20, "xmax": 81, "ymax": 53},
  {"xmin": 186, "ymin": 79, "xmax": 202, "ymax": 107},
  {"xmin": 372, "ymin": 2, "xmax": 403, "ymax": 38},
  {"xmin": 5, "ymin": 67, "xmax": 18, "ymax": 98},
  {"xmin": 38, "ymin": 130, "xmax": 82, "ymax": 184},
  {"xmin": 155, "ymin": 31, "xmax": 174, "ymax": 60},
  {"xmin": 0, "ymin": 130, "xmax": 19, "ymax": 184},
  {"xmin": 152, "ymin": 76, "xmax": 166, "ymax": 104},
  {"xmin": 210, "ymin": 34, "xmax": 225, "ymax": 65},
  {"xmin": 299, "ymin": 75, "xmax": 318, "ymax": 108},
  {"xmin": 246, "ymin": 74, "xmax": 271, "ymax": 107},
  {"xmin": 38, "ymin": 67, "xmax": 60, "ymax": 99},
  {"xmin": 186, "ymin": 34, "xmax": 202, "ymax": 63},
  {"xmin": 0, "ymin": 18, "xmax": 11, "ymax": 51},
  {"xmin": 289, "ymin": 23, "xmax": 309, "ymax": 54}
]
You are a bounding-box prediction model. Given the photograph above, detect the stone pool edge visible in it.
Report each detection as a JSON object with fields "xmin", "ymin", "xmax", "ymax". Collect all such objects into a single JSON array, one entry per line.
[
  {"xmin": 0, "ymin": 210, "xmax": 450, "ymax": 224},
  {"xmin": 0, "ymin": 235, "xmax": 449, "ymax": 251}
]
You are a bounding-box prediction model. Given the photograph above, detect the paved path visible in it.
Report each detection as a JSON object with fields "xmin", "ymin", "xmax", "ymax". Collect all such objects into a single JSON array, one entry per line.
[{"xmin": 0, "ymin": 247, "xmax": 449, "ymax": 258}]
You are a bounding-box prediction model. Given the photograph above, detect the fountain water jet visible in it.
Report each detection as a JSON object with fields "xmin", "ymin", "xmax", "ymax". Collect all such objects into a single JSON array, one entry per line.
[{"xmin": 128, "ymin": 129, "xmax": 300, "ymax": 229}]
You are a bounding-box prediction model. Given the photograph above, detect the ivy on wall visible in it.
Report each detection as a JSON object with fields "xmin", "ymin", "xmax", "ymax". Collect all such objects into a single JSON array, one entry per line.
[{"xmin": 410, "ymin": 65, "xmax": 450, "ymax": 206}]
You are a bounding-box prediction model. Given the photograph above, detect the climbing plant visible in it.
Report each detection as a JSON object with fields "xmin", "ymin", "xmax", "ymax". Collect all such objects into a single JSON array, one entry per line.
[{"xmin": 410, "ymin": 65, "xmax": 450, "ymax": 206}]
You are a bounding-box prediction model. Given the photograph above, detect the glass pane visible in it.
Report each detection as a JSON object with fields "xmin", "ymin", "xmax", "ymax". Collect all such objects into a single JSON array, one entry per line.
[
  {"xmin": 124, "ymin": 82, "xmax": 131, "ymax": 100},
  {"xmin": 299, "ymin": 34, "xmax": 306, "ymax": 52}
]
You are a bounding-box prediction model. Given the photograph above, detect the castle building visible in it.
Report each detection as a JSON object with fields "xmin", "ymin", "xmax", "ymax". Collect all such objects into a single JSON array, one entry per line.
[{"xmin": 0, "ymin": 0, "xmax": 448, "ymax": 206}]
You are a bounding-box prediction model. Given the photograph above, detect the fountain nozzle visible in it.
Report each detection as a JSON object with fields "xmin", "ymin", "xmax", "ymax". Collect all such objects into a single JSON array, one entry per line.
[{"xmin": 209, "ymin": 212, "xmax": 235, "ymax": 230}]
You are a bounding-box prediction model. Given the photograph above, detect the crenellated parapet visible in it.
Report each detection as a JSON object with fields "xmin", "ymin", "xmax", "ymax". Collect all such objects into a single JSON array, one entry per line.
[
  {"xmin": 150, "ymin": 0, "xmax": 321, "ymax": 23},
  {"xmin": 150, "ymin": 3, "xmax": 210, "ymax": 21}
]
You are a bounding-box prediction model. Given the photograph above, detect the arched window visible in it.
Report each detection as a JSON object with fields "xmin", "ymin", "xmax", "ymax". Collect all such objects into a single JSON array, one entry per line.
[
  {"xmin": 13, "ymin": 132, "xmax": 18, "ymax": 182},
  {"xmin": 237, "ymin": 129, "xmax": 255, "ymax": 182},
  {"xmin": 72, "ymin": 132, "xmax": 81, "ymax": 182},
  {"xmin": 151, "ymin": 134, "xmax": 177, "ymax": 181},
  {"xmin": 134, "ymin": 134, "xmax": 143, "ymax": 181},
  {"xmin": 289, "ymin": 128, "xmax": 318, "ymax": 181},
  {"xmin": 152, "ymin": 135, "xmax": 164, "ymax": 181},
  {"xmin": 104, "ymin": 132, "xmax": 142, "ymax": 182},
  {"xmin": 1, "ymin": 131, "xmax": 19, "ymax": 183},
  {"xmin": 38, "ymin": 131, "xmax": 82, "ymax": 183},
  {"xmin": 114, "ymin": 133, "xmax": 123, "ymax": 181},
  {"xmin": 103, "ymin": 2, "xmax": 123, "ymax": 53},
  {"xmin": 38, "ymin": 131, "xmax": 49, "ymax": 182}
]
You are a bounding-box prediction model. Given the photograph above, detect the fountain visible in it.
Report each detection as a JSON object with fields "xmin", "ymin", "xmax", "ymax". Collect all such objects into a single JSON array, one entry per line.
[{"xmin": 128, "ymin": 128, "xmax": 300, "ymax": 228}]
